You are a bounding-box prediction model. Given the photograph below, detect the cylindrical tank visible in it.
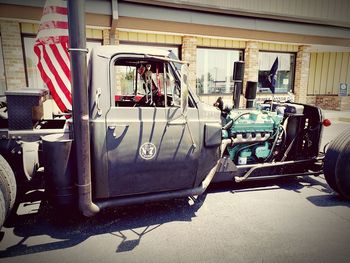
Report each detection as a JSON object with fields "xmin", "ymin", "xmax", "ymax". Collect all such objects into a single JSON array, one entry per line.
[{"xmin": 42, "ymin": 133, "xmax": 76, "ymax": 206}]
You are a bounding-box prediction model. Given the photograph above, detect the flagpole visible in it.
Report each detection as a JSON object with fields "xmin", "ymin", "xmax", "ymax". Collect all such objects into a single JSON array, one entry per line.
[{"xmin": 67, "ymin": 0, "xmax": 99, "ymax": 216}]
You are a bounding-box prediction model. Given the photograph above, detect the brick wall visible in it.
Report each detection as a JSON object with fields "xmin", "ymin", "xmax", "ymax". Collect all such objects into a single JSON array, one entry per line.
[
  {"xmin": 243, "ymin": 41, "xmax": 259, "ymax": 89},
  {"xmin": 306, "ymin": 95, "xmax": 316, "ymax": 105},
  {"xmin": 103, "ymin": 29, "xmax": 110, "ymax": 45},
  {"xmin": 0, "ymin": 21, "xmax": 26, "ymax": 90},
  {"xmin": 294, "ymin": 46, "xmax": 310, "ymax": 104},
  {"xmin": 181, "ymin": 36, "xmax": 197, "ymax": 91},
  {"xmin": 315, "ymin": 95, "xmax": 342, "ymax": 110},
  {"xmin": 103, "ymin": 29, "xmax": 120, "ymax": 45},
  {"xmin": 309, "ymin": 95, "xmax": 350, "ymax": 111}
]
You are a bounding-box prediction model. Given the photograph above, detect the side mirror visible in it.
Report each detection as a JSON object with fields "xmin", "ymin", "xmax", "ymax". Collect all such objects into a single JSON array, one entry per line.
[{"xmin": 180, "ymin": 64, "xmax": 189, "ymax": 116}]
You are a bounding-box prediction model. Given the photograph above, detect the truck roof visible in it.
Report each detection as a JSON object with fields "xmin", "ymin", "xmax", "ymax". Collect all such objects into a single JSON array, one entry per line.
[{"xmin": 92, "ymin": 45, "xmax": 170, "ymax": 59}]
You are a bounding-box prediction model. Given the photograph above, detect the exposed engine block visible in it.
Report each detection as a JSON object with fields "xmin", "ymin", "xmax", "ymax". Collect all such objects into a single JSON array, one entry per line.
[{"xmin": 222, "ymin": 109, "xmax": 284, "ymax": 165}]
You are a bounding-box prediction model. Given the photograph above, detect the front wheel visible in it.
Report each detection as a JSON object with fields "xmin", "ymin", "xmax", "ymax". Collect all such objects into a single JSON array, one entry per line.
[{"xmin": 324, "ymin": 130, "xmax": 350, "ymax": 199}]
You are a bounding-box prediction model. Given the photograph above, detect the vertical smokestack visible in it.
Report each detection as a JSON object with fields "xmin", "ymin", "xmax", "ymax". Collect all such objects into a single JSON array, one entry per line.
[
  {"xmin": 245, "ymin": 81, "xmax": 257, "ymax": 108},
  {"xmin": 67, "ymin": 0, "xmax": 99, "ymax": 216},
  {"xmin": 232, "ymin": 61, "xmax": 244, "ymax": 109}
]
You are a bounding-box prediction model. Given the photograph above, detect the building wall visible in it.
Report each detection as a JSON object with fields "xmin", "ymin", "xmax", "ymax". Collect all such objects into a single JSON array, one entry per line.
[
  {"xmin": 0, "ymin": 20, "xmax": 307, "ymax": 110},
  {"xmin": 132, "ymin": 0, "xmax": 350, "ymax": 27},
  {"xmin": 307, "ymin": 51, "xmax": 350, "ymax": 110},
  {"xmin": 0, "ymin": 20, "xmax": 26, "ymax": 90},
  {"xmin": 0, "ymin": 15, "xmax": 348, "ymax": 113}
]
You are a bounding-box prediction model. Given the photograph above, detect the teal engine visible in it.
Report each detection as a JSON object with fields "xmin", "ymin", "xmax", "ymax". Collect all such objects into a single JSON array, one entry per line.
[{"xmin": 222, "ymin": 110, "xmax": 284, "ymax": 165}]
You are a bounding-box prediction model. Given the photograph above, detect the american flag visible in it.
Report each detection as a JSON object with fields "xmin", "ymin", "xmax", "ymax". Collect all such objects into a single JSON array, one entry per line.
[{"xmin": 34, "ymin": 0, "xmax": 72, "ymax": 113}]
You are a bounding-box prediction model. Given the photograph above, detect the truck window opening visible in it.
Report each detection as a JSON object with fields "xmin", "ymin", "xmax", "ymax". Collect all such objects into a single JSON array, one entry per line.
[{"xmin": 113, "ymin": 59, "xmax": 182, "ymax": 108}]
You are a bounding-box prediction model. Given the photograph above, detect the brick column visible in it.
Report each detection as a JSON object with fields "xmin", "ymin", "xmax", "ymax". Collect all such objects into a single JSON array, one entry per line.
[
  {"xmin": 243, "ymin": 41, "xmax": 259, "ymax": 92},
  {"xmin": 294, "ymin": 45, "xmax": 310, "ymax": 104},
  {"xmin": 103, "ymin": 29, "xmax": 110, "ymax": 45},
  {"xmin": 103, "ymin": 29, "xmax": 120, "ymax": 45},
  {"xmin": 0, "ymin": 21, "xmax": 26, "ymax": 90},
  {"xmin": 181, "ymin": 36, "xmax": 197, "ymax": 91}
]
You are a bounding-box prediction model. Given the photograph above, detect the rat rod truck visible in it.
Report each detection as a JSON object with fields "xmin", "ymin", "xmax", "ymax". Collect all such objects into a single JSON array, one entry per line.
[{"xmin": 0, "ymin": 0, "xmax": 349, "ymax": 228}]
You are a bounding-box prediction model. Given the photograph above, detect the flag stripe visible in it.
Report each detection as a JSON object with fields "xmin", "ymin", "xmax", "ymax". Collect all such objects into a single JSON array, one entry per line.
[
  {"xmin": 41, "ymin": 45, "xmax": 72, "ymax": 104},
  {"xmin": 34, "ymin": 46, "xmax": 66, "ymax": 112},
  {"xmin": 39, "ymin": 21, "xmax": 68, "ymax": 31},
  {"xmin": 35, "ymin": 36, "xmax": 69, "ymax": 46},
  {"xmin": 40, "ymin": 53, "xmax": 72, "ymax": 110},
  {"xmin": 59, "ymin": 42, "xmax": 70, "ymax": 61},
  {"xmin": 34, "ymin": 0, "xmax": 71, "ymax": 113},
  {"xmin": 43, "ymin": 5, "xmax": 68, "ymax": 16},
  {"xmin": 50, "ymin": 44, "xmax": 70, "ymax": 81},
  {"xmin": 36, "ymin": 29, "xmax": 69, "ymax": 40},
  {"xmin": 39, "ymin": 45, "xmax": 72, "ymax": 108},
  {"xmin": 46, "ymin": 44, "xmax": 71, "ymax": 91},
  {"xmin": 40, "ymin": 13, "xmax": 68, "ymax": 23}
]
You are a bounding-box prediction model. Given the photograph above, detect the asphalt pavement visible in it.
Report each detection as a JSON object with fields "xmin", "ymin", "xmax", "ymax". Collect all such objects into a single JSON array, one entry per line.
[{"xmin": 0, "ymin": 115, "xmax": 349, "ymax": 263}]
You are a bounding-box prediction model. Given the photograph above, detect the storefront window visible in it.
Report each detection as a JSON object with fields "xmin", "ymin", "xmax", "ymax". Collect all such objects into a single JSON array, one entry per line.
[
  {"xmin": 258, "ymin": 52, "xmax": 295, "ymax": 94},
  {"xmin": 196, "ymin": 48, "xmax": 243, "ymax": 95},
  {"xmin": 23, "ymin": 36, "xmax": 102, "ymax": 89},
  {"xmin": 0, "ymin": 36, "xmax": 6, "ymax": 95}
]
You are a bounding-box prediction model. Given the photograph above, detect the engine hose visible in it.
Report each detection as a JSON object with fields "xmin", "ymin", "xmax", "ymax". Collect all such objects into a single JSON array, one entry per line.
[{"xmin": 222, "ymin": 112, "xmax": 251, "ymax": 130}]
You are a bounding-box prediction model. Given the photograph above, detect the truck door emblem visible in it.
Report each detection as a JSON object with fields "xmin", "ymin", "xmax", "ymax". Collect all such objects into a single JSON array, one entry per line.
[{"xmin": 139, "ymin": 142, "xmax": 157, "ymax": 160}]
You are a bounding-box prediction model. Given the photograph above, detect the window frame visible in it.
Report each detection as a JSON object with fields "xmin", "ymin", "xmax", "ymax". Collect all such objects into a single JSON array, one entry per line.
[
  {"xmin": 196, "ymin": 46, "xmax": 244, "ymax": 96},
  {"xmin": 258, "ymin": 50, "xmax": 296, "ymax": 94},
  {"xmin": 109, "ymin": 54, "xmax": 194, "ymax": 109}
]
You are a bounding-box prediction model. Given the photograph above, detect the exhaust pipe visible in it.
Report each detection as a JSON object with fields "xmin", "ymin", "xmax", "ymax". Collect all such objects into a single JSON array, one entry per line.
[
  {"xmin": 245, "ymin": 81, "xmax": 257, "ymax": 109},
  {"xmin": 67, "ymin": 0, "xmax": 99, "ymax": 216},
  {"xmin": 232, "ymin": 61, "xmax": 244, "ymax": 109}
]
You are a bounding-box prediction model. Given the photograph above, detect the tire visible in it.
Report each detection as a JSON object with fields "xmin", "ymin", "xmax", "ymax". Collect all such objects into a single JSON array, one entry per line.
[
  {"xmin": 324, "ymin": 129, "xmax": 350, "ymax": 192},
  {"xmin": 0, "ymin": 155, "xmax": 17, "ymax": 227},
  {"xmin": 0, "ymin": 190, "xmax": 6, "ymax": 229},
  {"xmin": 334, "ymin": 139, "xmax": 350, "ymax": 199},
  {"xmin": 324, "ymin": 129, "xmax": 350, "ymax": 199}
]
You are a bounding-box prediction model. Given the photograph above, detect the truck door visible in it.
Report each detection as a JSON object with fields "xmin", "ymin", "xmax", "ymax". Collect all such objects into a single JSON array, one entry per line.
[{"xmin": 105, "ymin": 57, "xmax": 200, "ymax": 197}]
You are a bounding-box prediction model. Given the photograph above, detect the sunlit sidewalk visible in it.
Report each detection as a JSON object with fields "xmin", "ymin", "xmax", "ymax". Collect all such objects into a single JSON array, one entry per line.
[{"xmin": 323, "ymin": 109, "xmax": 350, "ymax": 123}]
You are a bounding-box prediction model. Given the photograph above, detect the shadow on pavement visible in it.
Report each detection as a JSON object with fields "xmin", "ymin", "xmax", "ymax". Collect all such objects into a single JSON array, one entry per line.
[
  {"xmin": 0, "ymin": 191, "xmax": 207, "ymax": 258},
  {"xmin": 0, "ymin": 175, "xmax": 349, "ymax": 258}
]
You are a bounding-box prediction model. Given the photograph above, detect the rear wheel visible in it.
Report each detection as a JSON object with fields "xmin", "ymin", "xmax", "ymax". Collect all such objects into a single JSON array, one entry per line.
[
  {"xmin": 334, "ymin": 139, "xmax": 350, "ymax": 199},
  {"xmin": 0, "ymin": 155, "xmax": 17, "ymax": 229},
  {"xmin": 324, "ymin": 130, "xmax": 350, "ymax": 199},
  {"xmin": 0, "ymin": 190, "xmax": 5, "ymax": 229}
]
